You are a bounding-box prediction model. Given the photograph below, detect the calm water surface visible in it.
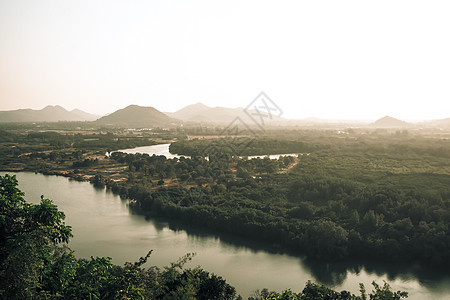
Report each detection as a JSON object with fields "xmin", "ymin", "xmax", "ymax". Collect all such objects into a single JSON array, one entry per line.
[
  {"xmin": 3, "ymin": 153, "xmax": 450, "ymax": 299},
  {"xmin": 118, "ymin": 143, "xmax": 301, "ymax": 160},
  {"xmin": 119, "ymin": 143, "xmax": 187, "ymax": 159}
]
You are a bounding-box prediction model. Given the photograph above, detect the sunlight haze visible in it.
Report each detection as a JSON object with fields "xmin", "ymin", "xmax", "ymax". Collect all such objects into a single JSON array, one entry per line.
[{"xmin": 1, "ymin": 0, "xmax": 449, "ymax": 121}]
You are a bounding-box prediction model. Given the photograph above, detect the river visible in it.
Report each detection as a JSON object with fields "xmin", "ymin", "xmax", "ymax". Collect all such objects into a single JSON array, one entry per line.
[
  {"xmin": 118, "ymin": 143, "xmax": 301, "ymax": 160},
  {"xmin": 118, "ymin": 143, "xmax": 187, "ymax": 159},
  {"xmin": 2, "ymin": 146, "xmax": 450, "ymax": 299}
]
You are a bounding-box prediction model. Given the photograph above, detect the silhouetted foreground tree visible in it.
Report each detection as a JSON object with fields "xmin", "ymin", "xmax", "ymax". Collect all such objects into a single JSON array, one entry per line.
[{"xmin": 0, "ymin": 174, "xmax": 407, "ymax": 299}]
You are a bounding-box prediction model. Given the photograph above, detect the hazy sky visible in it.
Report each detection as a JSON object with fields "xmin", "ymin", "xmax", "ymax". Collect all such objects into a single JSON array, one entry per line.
[{"xmin": 1, "ymin": 1, "xmax": 449, "ymax": 120}]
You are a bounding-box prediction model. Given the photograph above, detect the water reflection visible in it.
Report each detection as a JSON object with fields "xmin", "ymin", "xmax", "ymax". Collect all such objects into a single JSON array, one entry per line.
[
  {"xmin": 138, "ymin": 205, "xmax": 449, "ymax": 295},
  {"xmin": 146, "ymin": 213, "xmax": 296, "ymax": 257}
]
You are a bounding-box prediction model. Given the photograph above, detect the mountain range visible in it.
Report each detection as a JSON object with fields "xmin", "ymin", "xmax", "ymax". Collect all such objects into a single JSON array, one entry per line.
[
  {"xmin": 1, "ymin": 103, "xmax": 449, "ymax": 128},
  {"xmin": 0, "ymin": 105, "xmax": 98, "ymax": 123},
  {"xmin": 166, "ymin": 102, "xmax": 284, "ymax": 125}
]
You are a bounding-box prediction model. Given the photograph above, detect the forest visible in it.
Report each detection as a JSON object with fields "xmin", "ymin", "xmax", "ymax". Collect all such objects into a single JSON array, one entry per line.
[{"xmin": 0, "ymin": 174, "xmax": 408, "ymax": 299}]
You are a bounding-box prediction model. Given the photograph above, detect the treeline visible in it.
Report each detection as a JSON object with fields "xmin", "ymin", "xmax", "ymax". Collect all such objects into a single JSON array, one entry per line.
[
  {"xmin": 171, "ymin": 129, "xmax": 450, "ymax": 158},
  {"xmin": 0, "ymin": 174, "xmax": 407, "ymax": 299},
  {"xmin": 170, "ymin": 138, "xmax": 322, "ymax": 156}
]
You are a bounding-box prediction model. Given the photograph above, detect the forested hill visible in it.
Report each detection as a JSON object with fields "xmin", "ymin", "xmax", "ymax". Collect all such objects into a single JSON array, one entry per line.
[
  {"xmin": 95, "ymin": 104, "xmax": 180, "ymax": 127},
  {"xmin": 372, "ymin": 116, "xmax": 410, "ymax": 128}
]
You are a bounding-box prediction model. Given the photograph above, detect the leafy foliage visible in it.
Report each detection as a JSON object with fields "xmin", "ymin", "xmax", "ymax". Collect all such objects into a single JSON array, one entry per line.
[{"xmin": 250, "ymin": 281, "xmax": 407, "ymax": 300}]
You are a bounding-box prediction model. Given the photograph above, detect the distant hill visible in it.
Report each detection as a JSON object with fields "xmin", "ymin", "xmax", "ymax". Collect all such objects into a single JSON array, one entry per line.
[
  {"xmin": 371, "ymin": 116, "xmax": 410, "ymax": 128},
  {"xmin": 167, "ymin": 103, "xmax": 210, "ymax": 120},
  {"xmin": 96, "ymin": 105, "xmax": 180, "ymax": 127},
  {"xmin": 421, "ymin": 118, "xmax": 450, "ymax": 128},
  {"xmin": 70, "ymin": 109, "xmax": 99, "ymax": 121},
  {"xmin": 0, "ymin": 105, "xmax": 98, "ymax": 122},
  {"xmin": 168, "ymin": 102, "xmax": 284, "ymax": 125}
]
